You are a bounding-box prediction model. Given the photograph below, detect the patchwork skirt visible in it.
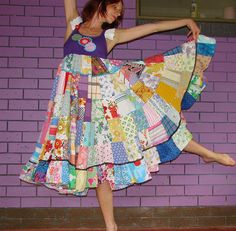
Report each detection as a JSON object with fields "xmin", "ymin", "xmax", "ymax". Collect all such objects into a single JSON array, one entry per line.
[{"xmin": 19, "ymin": 35, "xmax": 216, "ymax": 196}]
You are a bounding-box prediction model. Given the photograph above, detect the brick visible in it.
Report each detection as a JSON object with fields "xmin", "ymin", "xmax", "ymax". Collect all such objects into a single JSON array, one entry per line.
[
  {"xmin": 0, "ymin": 37, "xmax": 8, "ymax": 46},
  {"xmin": 144, "ymin": 175, "xmax": 169, "ymax": 186},
  {"xmin": 156, "ymin": 185, "xmax": 184, "ymax": 196},
  {"xmin": 128, "ymin": 39, "xmax": 156, "ymax": 49},
  {"xmin": 185, "ymin": 185, "xmax": 212, "ymax": 195},
  {"xmin": 11, "ymin": 0, "xmax": 39, "ymax": 5},
  {"xmin": 39, "ymin": 79, "xmax": 53, "ymax": 89},
  {"xmin": 10, "ymin": 37, "xmax": 39, "ymax": 47},
  {"xmin": 0, "ymin": 58, "xmax": 7, "ymax": 67},
  {"xmin": 214, "ymin": 62, "xmax": 236, "ymax": 72},
  {"xmin": 228, "ymin": 72, "xmax": 236, "ymax": 82},
  {"xmin": 214, "ymin": 185, "xmax": 236, "ymax": 195},
  {"xmin": 170, "ymin": 175, "xmax": 198, "ymax": 185},
  {"xmin": 200, "ymin": 133, "xmax": 227, "ymax": 143},
  {"xmin": 40, "ymin": 38, "xmax": 63, "ymax": 47},
  {"xmin": 215, "ymin": 103, "xmax": 236, "ymax": 112},
  {"xmin": 113, "ymin": 197, "xmax": 140, "ymax": 207},
  {"xmin": 0, "ymin": 176, "xmax": 20, "ymax": 186},
  {"xmin": 170, "ymin": 196, "xmax": 197, "ymax": 206},
  {"xmin": 40, "ymin": 0, "xmax": 63, "ymax": 6},
  {"xmin": 0, "ymin": 26, "xmax": 23, "ymax": 36},
  {"xmin": 9, "ymin": 58, "xmax": 38, "ymax": 68},
  {"xmin": 0, "ymin": 47, "xmax": 23, "ymax": 57},
  {"xmin": 51, "ymin": 197, "xmax": 81, "ymax": 207},
  {"xmin": 24, "ymin": 89, "xmax": 50, "ymax": 99},
  {"xmin": 185, "ymin": 164, "xmax": 213, "ymax": 174},
  {"xmin": 217, "ymin": 42, "xmax": 236, "ymax": 52},
  {"xmin": 21, "ymin": 197, "xmax": 51, "ymax": 207},
  {"xmin": 0, "ymin": 143, "xmax": 7, "ymax": 153},
  {"xmin": 0, "ymin": 15, "xmax": 9, "ymax": 25},
  {"xmin": 8, "ymin": 121, "xmax": 37, "ymax": 131},
  {"xmin": 24, "ymin": 48, "xmax": 53, "ymax": 58},
  {"xmin": 229, "ymin": 93, "xmax": 236, "ymax": 102},
  {"xmin": 0, "ymin": 111, "xmax": 22, "ymax": 120},
  {"xmin": 127, "ymin": 185, "xmax": 155, "ymax": 196},
  {"xmin": 0, "ymin": 132, "xmax": 21, "ymax": 142},
  {"xmin": 0, "ymin": 5, "xmax": 24, "ymax": 15},
  {"xmin": 188, "ymin": 123, "xmax": 214, "ymax": 133},
  {"xmin": 213, "ymin": 52, "xmax": 226, "ymax": 62},
  {"xmin": 113, "ymin": 49, "xmax": 141, "ymax": 60},
  {"xmin": 0, "ymin": 187, "xmax": 6, "ymax": 196},
  {"xmin": 215, "ymin": 82, "xmax": 236, "ymax": 92},
  {"xmin": 0, "ymin": 100, "xmax": 8, "ymax": 109},
  {"xmin": 10, "ymin": 16, "xmax": 39, "ymax": 26},
  {"xmin": 37, "ymin": 186, "xmax": 65, "ymax": 197},
  {"xmin": 0, "ymin": 165, "xmax": 7, "ymax": 174},
  {"xmin": 22, "ymin": 132, "xmax": 39, "ymax": 142},
  {"xmin": 199, "ymin": 196, "xmax": 226, "ymax": 206},
  {"xmin": 9, "ymin": 79, "xmax": 38, "ymax": 89},
  {"xmin": 0, "ymin": 197, "xmax": 20, "ymax": 208},
  {"xmin": 54, "ymin": 27, "xmax": 65, "ymax": 37},
  {"xmin": 199, "ymin": 175, "xmax": 227, "ymax": 185},
  {"xmin": 200, "ymin": 113, "xmax": 227, "ymax": 122},
  {"xmin": 0, "ymin": 153, "xmax": 21, "ymax": 164},
  {"xmin": 24, "ymin": 68, "xmax": 52, "ymax": 79},
  {"xmin": 158, "ymin": 164, "xmax": 184, "ymax": 175},
  {"xmin": 141, "ymin": 196, "xmax": 169, "ymax": 206},
  {"xmin": 9, "ymin": 142, "xmax": 35, "ymax": 153},
  {"xmin": 9, "ymin": 100, "xmax": 38, "ymax": 110},
  {"xmin": 0, "ymin": 121, "xmax": 7, "ymax": 131},
  {"xmin": 0, "ymin": 79, "xmax": 8, "ymax": 88},
  {"xmin": 53, "ymin": 48, "xmax": 63, "ymax": 58},
  {"xmin": 213, "ymin": 164, "xmax": 236, "ymax": 174},
  {"xmin": 23, "ymin": 111, "xmax": 45, "ymax": 121},
  {"xmin": 227, "ymin": 53, "xmax": 236, "ymax": 62},
  {"xmin": 123, "ymin": 9, "xmax": 136, "ymax": 19},
  {"xmin": 215, "ymin": 123, "xmax": 236, "ymax": 132},
  {"xmin": 0, "ymin": 68, "xmax": 22, "ymax": 78},
  {"xmin": 25, "ymin": 27, "xmax": 53, "ymax": 37},
  {"xmin": 39, "ymin": 58, "xmax": 62, "ymax": 68},
  {"xmin": 189, "ymin": 102, "xmax": 214, "ymax": 112},
  {"xmin": 182, "ymin": 112, "xmax": 199, "ymax": 122},
  {"xmin": 227, "ymin": 196, "xmax": 236, "ymax": 205},
  {"xmin": 206, "ymin": 71, "xmax": 227, "ymax": 82},
  {"xmin": 0, "ymin": 89, "xmax": 22, "ymax": 99},
  {"xmin": 172, "ymin": 153, "xmax": 199, "ymax": 164},
  {"xmin": 54, "ymin": 6, "xmax": 64, "ymax": 17},
  {"xmin": 201, "ymin": 92, "xmax": 227, "ymax": 102},
  {"xmin": 7, "ymin": 164, "xmax": 23, "ymax": 174},
  {"xmin": 228, "ymin": 133, "xmax": 236, "ymax": 142},
  {"xmin": 39, "ymin": 100, "xmax": 48, "ymax": 110},
  {"xmin": 25, "ymin": 6, "xmax": 54, "ymax": 16},
  {"xmin": 40, "ymin": 17, "xmax": 65, "ymax": 27},
  {"xmin": 7, "ymin": 186, "xmax": 36, "ymax": 197}
]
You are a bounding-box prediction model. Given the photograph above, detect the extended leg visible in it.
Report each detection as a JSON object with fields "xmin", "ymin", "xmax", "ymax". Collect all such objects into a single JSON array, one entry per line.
[
  {"xmin": 96, "ymin": 180, "xmax": 117, "ymax": 231},
  {"xmin": 184, "ymin": 139, "xmax": 236, "ymax": 166}
]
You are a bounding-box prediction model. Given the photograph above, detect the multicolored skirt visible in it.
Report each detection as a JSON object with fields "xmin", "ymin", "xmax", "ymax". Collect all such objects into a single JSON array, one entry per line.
[{"xmin": 19, "ymin": 35, "xmax": 216, "ymax": 196}]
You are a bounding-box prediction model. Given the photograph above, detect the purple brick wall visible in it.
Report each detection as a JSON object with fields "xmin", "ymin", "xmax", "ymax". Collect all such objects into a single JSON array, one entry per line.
[{"xmin": 0, "ymin": 0, "xmax": 235, "ymax": 208}]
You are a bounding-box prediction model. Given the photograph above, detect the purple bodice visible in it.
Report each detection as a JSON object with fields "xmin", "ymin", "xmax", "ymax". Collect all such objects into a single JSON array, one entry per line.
[{"xmin": 63, "ymin": 24, "xmax": 108, "ymax": 59}]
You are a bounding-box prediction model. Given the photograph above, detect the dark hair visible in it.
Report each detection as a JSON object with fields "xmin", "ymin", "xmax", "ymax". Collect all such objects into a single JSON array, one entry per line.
[{"xmin": 81, "ymin": 0, "xmax": 124, "ymax": 29}]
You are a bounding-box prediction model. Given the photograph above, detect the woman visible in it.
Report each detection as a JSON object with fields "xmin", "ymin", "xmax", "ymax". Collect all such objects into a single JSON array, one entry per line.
[{"xmin": 20, "ymin": 0, "xmax": 235, "ymax": 231}]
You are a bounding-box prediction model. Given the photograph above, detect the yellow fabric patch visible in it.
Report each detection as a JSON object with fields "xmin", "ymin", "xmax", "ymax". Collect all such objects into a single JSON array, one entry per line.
[
  {"xmin": 108, "ymin": 118, "xmax": 126, "ymax": 142},
  {"xmin": 156, "ymin": 81, "xmax": 181, "ymax": 111},
  {"xmin": 131, "ymin": 81, "xmax": 153, "ymax": 103}
]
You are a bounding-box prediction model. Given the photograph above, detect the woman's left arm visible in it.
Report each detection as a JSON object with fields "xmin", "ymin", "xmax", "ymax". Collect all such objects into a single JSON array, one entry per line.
[{"xmin": 112, "ymin": 18, "xmax": 200, "ymax": 46}]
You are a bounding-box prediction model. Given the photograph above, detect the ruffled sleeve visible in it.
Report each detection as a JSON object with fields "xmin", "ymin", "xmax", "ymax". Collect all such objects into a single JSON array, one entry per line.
[
  {"xmin": 70, "ymin": 16, "xmax": 83, "ymax": 30},
  {"xmin": 104, "ymin": 28, "xmax": 116, "ymax": 40}
]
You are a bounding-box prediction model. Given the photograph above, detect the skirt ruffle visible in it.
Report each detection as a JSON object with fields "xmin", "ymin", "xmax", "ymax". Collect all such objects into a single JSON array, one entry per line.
[{"xmin": 19, "ymin": 35, "xmax": 216, "ymax": 196}]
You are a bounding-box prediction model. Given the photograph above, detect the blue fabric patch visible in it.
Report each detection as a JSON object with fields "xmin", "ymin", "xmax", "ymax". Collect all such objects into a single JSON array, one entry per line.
[
  {"xmin": 197, "ymin": 43, "xmax": 216, "ymax": 56},
  {"xmin": 50, "ymin": 77, "xmax": 59, "ymax": 101},
  {"xmin": 131, "ymin": 109, "xmax": 149, "ymax": 132},
  {"xmin": 161, "ymin": 115, "xmax": 178, "ymax": 136},
  {"xmin": 111, "ymin": 142, "xmax": 129, "ymax": 164},
  {"xmin": 181, "ymin": 92, "xmax": 196, "ymax": 110},
  {"xmin": 51, "ymin": 117, "xmax": 59, "ymax": 126},
  {"xmin": 164, "ymin": 46, "xmax": 182, "ymax": 56},
  {"xmin": 61, "ymin": 161, "xmax": 70, "ymax": 185},
  {"xmin": 33, "ymin": 160, "xmax": 49, "ymax": 182},
  {"xmin": 76, "ymin": 119, "xmax": 83, "ymax": 145},
  {"xmin": 157, "ymin": 138, "xmax": 181, "ymax": 163}
]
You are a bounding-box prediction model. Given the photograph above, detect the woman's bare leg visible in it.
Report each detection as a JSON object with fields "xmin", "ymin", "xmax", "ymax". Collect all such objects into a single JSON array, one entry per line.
[
  {"xmin": 96, "ymin": 180, "xmax": 117, "ymax": 231},
  {"xmin": 184, "ymin": 139, "xmax": 236, "ymax": 166}
]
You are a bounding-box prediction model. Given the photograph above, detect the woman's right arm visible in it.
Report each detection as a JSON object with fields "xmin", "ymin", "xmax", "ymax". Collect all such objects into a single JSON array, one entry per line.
[{"xmin": 64, "ymin": 0, "xmax": 80, "ymax": 43}]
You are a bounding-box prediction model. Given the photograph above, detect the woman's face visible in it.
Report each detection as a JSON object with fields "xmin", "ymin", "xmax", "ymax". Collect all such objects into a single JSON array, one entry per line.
[{"xmin": 104, "ymin": 2, "xmax": 123, "ymax": 24}]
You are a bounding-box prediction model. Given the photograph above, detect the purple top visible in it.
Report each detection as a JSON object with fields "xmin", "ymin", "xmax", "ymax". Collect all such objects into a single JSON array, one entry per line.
[{"xmin": 63, "ymin": 24, "xmax": 108, "ymax": 59}]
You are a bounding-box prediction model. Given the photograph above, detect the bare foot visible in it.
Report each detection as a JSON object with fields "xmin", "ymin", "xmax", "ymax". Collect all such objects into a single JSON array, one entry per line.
[
  {"xmin": 202, "ymin": 152, "xmax": 236, "ymax": 166},
  {"xmin": 106, "ymin": 223, "xmax": 118, "ymax": 231}
]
